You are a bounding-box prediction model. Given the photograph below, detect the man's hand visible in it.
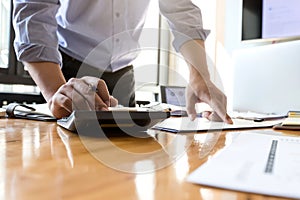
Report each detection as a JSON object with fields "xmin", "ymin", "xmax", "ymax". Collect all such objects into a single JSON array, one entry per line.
[
  {"xmin": 24, "ymin": 62, "xmax": 118, "ymax": 119},
  {"xmin": 186, "ymin": 67, "xmax": 232, "ymax": 124},
  {"xmin": 48, "ymin": 76, "xmax": 118, "ymax": 119},
  {"xmin": 180, "ymin": 39, "xmax": 232, "ymax": 124}
]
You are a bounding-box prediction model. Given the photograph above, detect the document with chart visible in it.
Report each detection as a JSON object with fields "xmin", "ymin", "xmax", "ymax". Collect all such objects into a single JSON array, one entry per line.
[{"xmin": 187, "ymin": 132, "xmax": 300, "ymax": 199}]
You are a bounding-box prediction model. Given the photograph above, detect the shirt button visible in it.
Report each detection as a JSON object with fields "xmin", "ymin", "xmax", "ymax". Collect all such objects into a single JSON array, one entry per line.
[
  {"xmin": 116, "ymin": 38, "xmax": 120, "ymax": 43},
  {"xmin": 115, "ymin": 12, "xmax": 120, "ymax": 18}
]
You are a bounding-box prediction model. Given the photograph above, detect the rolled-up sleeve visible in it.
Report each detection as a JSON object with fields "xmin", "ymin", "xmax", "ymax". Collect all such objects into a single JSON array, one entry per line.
[
  {"xmin": 159, "ymin": 0, "xmax": 210, "ymax": 52},
  {"xmin": 13, "ymin": 0, "xmax": 61, "ymax": 65}
]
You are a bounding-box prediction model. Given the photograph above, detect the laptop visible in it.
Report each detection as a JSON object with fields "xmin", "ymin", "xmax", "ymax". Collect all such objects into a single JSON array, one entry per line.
[{"xmin": 160, "ymin": 85, "xmax": 188, "ymax": 116}]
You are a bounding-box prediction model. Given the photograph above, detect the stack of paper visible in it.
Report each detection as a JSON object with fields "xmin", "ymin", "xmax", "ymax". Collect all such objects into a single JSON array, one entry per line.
[{"xmin": 273, "ymin": 111, "xmax": 300, "ymax": 130}]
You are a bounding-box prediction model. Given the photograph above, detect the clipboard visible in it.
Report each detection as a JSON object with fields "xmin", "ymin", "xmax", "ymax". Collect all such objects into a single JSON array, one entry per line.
[{"xmin": 152, "ymin": 117, "xmax": 283, "ymax": 133}]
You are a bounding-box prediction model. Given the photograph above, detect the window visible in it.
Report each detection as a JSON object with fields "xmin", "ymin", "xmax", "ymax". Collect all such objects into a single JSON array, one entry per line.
[
  {"xmin": 0, "ymin": 0, "xmax": 10, "ymax": 69},
  {"xmin": 0, "ymin": 1, "xmax": 42, "ymax": 106},
  {"xmin": 0, "ymin": 0, "xmax": 38, "ymax": 91},
  {"xmin": 132, "ymin": 0, "xmax": 170, "ymax": 101}
]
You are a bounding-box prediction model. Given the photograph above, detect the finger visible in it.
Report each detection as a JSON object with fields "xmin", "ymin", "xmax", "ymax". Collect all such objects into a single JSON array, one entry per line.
[
  {"xmin": 87, "ymin": 83, "xmax": 110, "ymax": 110},
  {"xmin": 185, "ymin": 86, "xmax": 198, "ymax": 121},
  {"xmin": 81, "ymin": 77, "xmax": 110, "ymax": 107},
  {"xmin": 94, "ymin": 93, "xmax": 109, "ymax": 111},
  {"xmin": 72, "ymin": 89, "xmax": 94, "ymax": 111},
  {"xmin": 201, "ymin": 111, "xmax": 212, "ymax": 119},
  {"xmin": 225, "ymin": 114, "xmax": 233, "ymax": 124},
  {"xmin": 60, "ymin": 82, "xmax": 108, "ymax": 112},
  {"xmin": 49, "ymin": 89, "xmax": 73, "ymax": 118},
  {"xmin": 211, "ymin": 105, "xmax": 227, "ymax": 122},
  {"xmin": 211, "ymin": 103, "xmax": 233, "ymax": 124},
  {"xmin": 201, "ymin": 110, "xmax": 233, "ymax": 124},
  {"xmin": 207, "ymin": 88, "xmax": 231, "ymax": 124},
  {"xmin": 95, "ymin": 79, "xmax": 110, "ymax": 106},
  {"xmin": 207, "ymin": 112, "xmax": 223, "ymax": 122},
  {"xmin": 70, "ymin": 78, "xmax": 108, "ymax": 111},
  {"xmin": 68, "ymin": 78, "xmax": 96, "ymax": 110},
  {"xmin": 74, "ymin": 90, "xmax": 109, "ymax": 111},
  {"xmin": 109, "ymin": 96, "xmax": 118, "ymax": 107}
]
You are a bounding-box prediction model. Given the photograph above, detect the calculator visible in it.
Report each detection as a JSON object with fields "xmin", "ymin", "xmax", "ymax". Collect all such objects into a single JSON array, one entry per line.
[{"xmin": 57, "ymin": 109, "xmax": 170, "ymax": 136}]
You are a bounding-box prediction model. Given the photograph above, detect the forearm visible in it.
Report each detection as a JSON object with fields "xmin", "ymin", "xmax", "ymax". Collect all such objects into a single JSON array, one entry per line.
[
  {"xmin": 180, "ymin": 39, "xmax": 211, "ymax": 82},
  {"xmin": 24, "ymin": 62, "xmax": 66, "ymax": 102}
]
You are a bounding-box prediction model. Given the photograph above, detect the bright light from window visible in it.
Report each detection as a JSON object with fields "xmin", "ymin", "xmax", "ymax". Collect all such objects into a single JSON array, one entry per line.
[
  {"xmin": 133, "ymin": 0, "xmax": 160, "ymax": 101},
  {"xmin": 0, "ymin": 0, "xmax": 10, "ymax": 68}
]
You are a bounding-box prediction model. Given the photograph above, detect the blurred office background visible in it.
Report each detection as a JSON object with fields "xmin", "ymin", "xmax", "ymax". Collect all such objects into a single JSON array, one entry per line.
[{"xmin": 1, "ymin": 0, "xmax": 300, "ymax": 113}]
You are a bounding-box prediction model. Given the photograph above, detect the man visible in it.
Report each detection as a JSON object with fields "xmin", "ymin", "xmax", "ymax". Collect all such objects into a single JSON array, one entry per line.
[{"xmin": 13, "ymin": 0, "xmax": 232, "ymax": 123}]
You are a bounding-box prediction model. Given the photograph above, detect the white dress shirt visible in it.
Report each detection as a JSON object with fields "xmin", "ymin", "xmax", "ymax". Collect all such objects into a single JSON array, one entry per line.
[{"xmin": 13, "ymin": 0, "xmax": 209, "ymax": 72}]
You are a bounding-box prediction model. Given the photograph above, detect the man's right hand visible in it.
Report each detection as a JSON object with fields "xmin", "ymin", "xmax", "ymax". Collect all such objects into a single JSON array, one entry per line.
[
  {"xmin": 24, "ymin": 62, "xmax": 118, "ymax": 119},
  {"xmin": 48, "ymin": 76, "xmax": 118, "ymax": 119}
]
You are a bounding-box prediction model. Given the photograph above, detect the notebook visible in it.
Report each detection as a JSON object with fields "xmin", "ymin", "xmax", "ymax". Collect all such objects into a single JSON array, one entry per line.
[{"xmin": 273, "ymin": 110, "xmax": 300, "ymax": 131}]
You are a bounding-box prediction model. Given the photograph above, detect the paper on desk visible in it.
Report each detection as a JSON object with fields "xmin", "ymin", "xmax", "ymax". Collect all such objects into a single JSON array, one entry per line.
[
  {"xmin": 152, "ymin": 117, "xmax": 282, "ymax": 133},
  {"xmin": 28, "ymin": 103, "xmax": 53, "ymax": 116},
  {"xmin": 187, "ymin": 132, "xmax": 300, "ymax": 199},
  {"xmin": 0, "ymin": 107, "xmax": 6, "ymax": 117}
]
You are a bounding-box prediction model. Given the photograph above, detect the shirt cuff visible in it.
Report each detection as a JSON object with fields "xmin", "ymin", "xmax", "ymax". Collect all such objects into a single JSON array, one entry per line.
[
  {"xmin": 14, "ymin": 44, "xmax": 62, "ymax": 66},
  {"xmin": 172, "ymin": 28, "xmax": 211, "ymax": 52}
]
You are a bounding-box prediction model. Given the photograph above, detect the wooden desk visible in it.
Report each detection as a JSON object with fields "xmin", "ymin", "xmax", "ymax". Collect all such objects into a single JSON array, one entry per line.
[{"xmin": 0, "ymin": 118, "xmax": 297, "ymax": 200}]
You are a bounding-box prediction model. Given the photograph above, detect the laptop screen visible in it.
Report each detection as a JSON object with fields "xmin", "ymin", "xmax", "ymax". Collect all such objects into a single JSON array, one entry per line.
[{"xmin": 160, "ymin": 86, "xmax": 186, "ymax": 107}]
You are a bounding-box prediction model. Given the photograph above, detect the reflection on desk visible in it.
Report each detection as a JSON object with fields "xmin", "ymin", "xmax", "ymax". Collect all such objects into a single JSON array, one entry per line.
[{"xmin": 0, "ymin": 118, "xmax": 295, "ymax": 200}]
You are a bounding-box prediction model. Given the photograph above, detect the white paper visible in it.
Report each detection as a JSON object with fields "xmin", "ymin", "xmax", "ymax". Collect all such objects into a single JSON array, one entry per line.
[
  {"xmin": 187, "ymin": 132, "xmax": 300, "ymax": 199},
  {"xmin": 0, "ymin": 107, "xmax": 5, "ymax": 117},
  {"xmin": 152, "ymin": 117, "xmax": 282, "ymax": 133}
]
